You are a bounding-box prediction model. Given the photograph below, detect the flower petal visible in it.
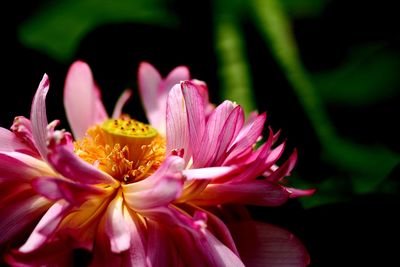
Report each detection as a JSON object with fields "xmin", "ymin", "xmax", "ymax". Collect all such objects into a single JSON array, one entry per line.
[
  {"xmin": 64, "ymin": 61, "xmax": 108, "ymax": 139},
  {"xmin": 0, "ymin": 126, "xmax": 36, "ymax": 156},
  {"xmin": 0, "ymin": 152, "xmax": 55, "ymax": 182},
  {"xmin": 193, "ymin": 100, "xmax": 239, "ymax": 168},
  {"xmin": 266, "ymin": 149, "xmax": 298, "ymax": 182},
  {"xmin": 162, "ymin": 66, "xmax": 190, "ymax": 98},
  {"xmin": 5, "ymin": 238, "xmax": 74, "ymax": 267},
  {"xmin": 225, "ymin": 112, "xmax": 266, "ymax": 164},
  {"xmin": 0, "ymin": 192, "xmax": 49, "ymax": 245},
  {"xmin": 287, "ymin": 187, "xmax": 316, "ymax": 198},
  {"xmin": 121, "ymin": 208, "xmax": 147, "ymax": 266},
  {"xmin": 123, "ymin": 155, "xmax": 184, "ymax": 210},
  {"xmin": 104, "ymin": 192, "xmax": 131, "ymax": 253},
  {"xmin": 166, "ymin": 84, "xmax": 191, "ymax": 163},
  {"xmin": 32, "ymin": 177, "xmax": 107, "ymax": 206},
  {"xmin": 112, "ymin": 89, "xmax": 132, "ymax": 118},
  {"xmin": 146, "ymin": 220, "xmax": 184, "ymax": 266},
  {"xmin": 196, "ymin": 229, "xmax": 245, "ymax": 267},
  {"xmin": 181, "ymin": 81, "xmax": 206, "ymax": 162},
  {"xmin": 30, "ymin": 74, "xmax": 50, "ymax": 159},
  {"xmin": 191, "ymin": 180, "xmax": 289, "ymax": 206},
  {"xmin": 229, "ymin": 221, "xmax": 310, "ymax": 267},
  {"xmin": 47, "ymin": 141, "xmax": 117, "ymax": 186},
  {"xmin": 182, "ymin": 166, "xmax": 234, "ymax": 180},
  {"xmin": 139, "ymin": 62, "xmax": 190, "ymax": 133},
  {"xmin": 19, "ymin": 201, "xmax": 71, "ymax": 253}
]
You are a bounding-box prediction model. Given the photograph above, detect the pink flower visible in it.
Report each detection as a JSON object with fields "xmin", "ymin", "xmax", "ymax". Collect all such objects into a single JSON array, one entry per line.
[{"xmin": 0, "ymin": 60, "xmax": 314, "ymax": 266}]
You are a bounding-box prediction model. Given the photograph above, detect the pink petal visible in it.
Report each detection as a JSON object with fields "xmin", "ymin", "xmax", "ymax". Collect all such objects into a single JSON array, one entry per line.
[
  {"xmin": 138, "ymin": 62, "xmax": 163, "ymax": 129},
  {"xmin": 191, "ymin": 180, "xmax": 289, "ymax": 206},
  {"xmin": 213, "ymin": 106, "xmax": 244, "ymax": 166},
  {"xmin": 146, "ymin": 220, "xmax": 184, "ymax": 266},
  {"xmin": 10, "ymin": 116, "xmax": 39, "ymax": 154},
  {"xmin": 225, "ymin": 113, "xmax": 266, "ymax": 163},
  {"xmin": 196, "ymin": 229, "xmax": 245, "ymax": 267},
  {"xmin": 47, "ymin": 142, "xmax": 117, "ymax": 186},
  {"xmin": 105, "ymin": 193, "xmax": 131, "ymax": 253},
  {"xmin": 267, "ymin": 149, "xmax": 298, "ymax": 182},
  {"xmin": 191, "ymin": 79, "xmax": 214, "ymax": 117},
  {"xmin": 193, "ymin": 100, "xmax": 238, "ymax": 168},
  {"xmin": 139, "ymin": 62, "xmax": 190, "ymax": 133},
  {"xmin": 229, "ymin": 221, "xmax": 310, "ymax": 267},
  {"xmin": 0, "ymin": 152, "xmax": 55, "ymax": 182},
  {"xmin": 0, "ymin": 192, "xmax": 49, "ymax": 245},
  {"xmin": 162, "ymin": 66, "xmax": 190, "ymax": 97},
  {"xmin": 89, "ymin": 221, "xmax": 123, "ymax": 267},
  {"xmin": 225, "ymin": 129, "xmax": 275, "ymax": 183},
  {"xmin": 181, "ymin": 81, "xmax": 206, "ymax": 162},
  {"xmin": 287, "ymin": 187, "xmax": 317, "ymax": 198},
  {"xmin": 64, "ymin": 61, "xmax": 108, "ymax": 139},
  {"xmin": 19, "ymin": 201, "xmax": 71, "ymax": 253},
  {"xmin": 123, "ymin": 155, "xmax": 184, "ymax": 210},
  {"xmin": 112, "ymin": 89, "xmax": 132, "ymax": 118},
  {"xmin": 5, "ymin": 238, "xmax": 74, "ymax": 267},
  {"xmin": 182, "ymin": 166, "xmax": 234, "ymax": 180},
  {"xmin": 30, "ymin": 74, "xmax": 50, "ymax": 159},
  {"xmin": 121, "ymin": 208, "xmax": 147, "ymax": 266},
  {"xmin": 32, "ymin": 177, "xmax": 106, "ymax": 206},
  {"xmin": 1, "ymin": 123, "xmax": 37, "ymax": 157},
  {"xmin": 202, "ymin": 210, "xmax": 240, "ymax": 255},
  {"xmin": 166, "ymin": 84, "xmax": 191, "ymax": 163}
]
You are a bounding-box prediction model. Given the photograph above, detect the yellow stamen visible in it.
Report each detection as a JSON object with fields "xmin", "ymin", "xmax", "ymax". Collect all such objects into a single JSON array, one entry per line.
[{"xmin": 74, "ymin": 118, "xmax": 165, "ymax": 183}]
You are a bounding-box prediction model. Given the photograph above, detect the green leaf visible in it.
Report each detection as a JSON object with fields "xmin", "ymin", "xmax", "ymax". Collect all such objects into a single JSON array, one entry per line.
[
  {"xmin": 281, "ymin": 0, "xmax": 330, "ymax": 18},
  {"xmin": 18, "ymin": 0, "xmax": 178, "ymax": 62},
  {"xmin": 213, "ymin": 0, "xmax": 256, "ymax": 114},
  {"xmin": 291, "ymin": 177, "xmax": 352, "ymax": 209},
  {"xmin": 313, "ymin": 45, "xmax": 400, "ymax": 107},
  {"xmin": 323, "ymin": 138, "xmax": 400, "ymax": 194},
  {"xmin": 248, "ymin": 0, "xmax": 400, "ymax": 202}
]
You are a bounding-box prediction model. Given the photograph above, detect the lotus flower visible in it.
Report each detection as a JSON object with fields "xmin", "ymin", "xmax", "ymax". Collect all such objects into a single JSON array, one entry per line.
[{"xmin": 0, "ymin": 60, "xmax": 314, "ymax": 266}]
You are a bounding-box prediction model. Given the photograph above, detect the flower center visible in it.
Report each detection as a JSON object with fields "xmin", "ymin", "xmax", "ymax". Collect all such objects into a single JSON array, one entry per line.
[{"xmin": 74, "ymin": 118, "xmax": 165, "ymax": 183}]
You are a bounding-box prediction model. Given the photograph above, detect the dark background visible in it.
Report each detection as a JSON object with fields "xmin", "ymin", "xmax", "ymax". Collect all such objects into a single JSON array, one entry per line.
[{"xmin": 1, "ymin": 0, "xmax": 400, "ymax": 266}]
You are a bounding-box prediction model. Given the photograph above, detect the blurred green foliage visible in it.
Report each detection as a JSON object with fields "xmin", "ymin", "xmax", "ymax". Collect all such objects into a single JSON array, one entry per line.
[
  {"xmin": 18, "ymin": 0, "xmax": 400, "ymax": 208},
  {"xmin": 19, "ymin": 0, "xmax": 177, "ymax": 61}
]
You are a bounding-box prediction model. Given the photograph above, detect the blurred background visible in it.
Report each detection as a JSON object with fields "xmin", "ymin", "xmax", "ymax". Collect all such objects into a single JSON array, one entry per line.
[{"xmin": 1, "ymin": 0, "xmax": 399, "ymax": 266}]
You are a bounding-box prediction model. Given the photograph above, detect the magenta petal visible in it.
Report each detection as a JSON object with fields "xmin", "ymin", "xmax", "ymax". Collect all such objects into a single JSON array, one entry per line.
[
  {"xmin": 0, "ymin": 194, "xmax": 49, "ymax": 245},
  {"xmin": 166, "ymin": 84, "xmax": 191, "ymax": 162},
  {"xmin": 122, "ymin": 208, "xmax": 147, "ymax": 266},
  {"xmin": 112, "ymin": 89, "xmax": 132, "ymax": 118},
  {"xmin": 47, "ymin": 143, "xmax": 117, "ymax": 186},
  {"xmin": 267, "ymin": 149, "xmax": 298, "ymax": 182},
  {"xmin": 32, "ymin": 177, "xmax": 106, "ymax": 206},
  {"xmin": 287, "ymin": 187, "xmax": 317, "ymax": 198},
  {"xmin": 162, "ymin": 66, "xmax": 190, "ymax": 97},
  {"xmin": 138, "ymin": 62, "xmax": 163, "ymax": 129},
  {"xmin": 5, "ymin": 238, "xmax": 74, "ymax": 267},
  {"xmin": 105, "ymin": 194, "xmax": 131, "ymax": 253},
  {"xmin": 230, "ymin": 221, "xmax": 310, "ymax": 267},
  {"xmin": 146, "ymin": 220, "xmax": 184, "ymax": 266},
  {"xmin": 226, "ymin": 113, "xmax": 266, "ymax": 163},
  {"xmin": 123, "ymin": 155, "xmax": 184, "ymax": 210},
  {"xmin": 193, "ymin": 100, "xmax": 238, "ymax": 168},
  {"xmin": 64, "ymin": 61, "xmax": 108, "ymax": 139},
  {"xmin": 191, "ymin": 180, "xmax": 289, "ymax": 206},
  {"xmin": 30, "ymin": 74, "xmax": 50, "ymax": 159},
  {"xmin": 0, "ymin": 152, "xmax": 54, "ymax": 182},
  {"xmin": 19, "ymin": 201, "xmax": 71, "ymax": 253},
  {"xmin": 0, "ymin": 127, "xmax": 34, "ymax": 156},
  {"xmin": 182, "ymin": 166, "xmax": 234, "ymax": 180},
  {"xmin": 196, "ymin": 230, "xmax": 245, "ymax": 267}
]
